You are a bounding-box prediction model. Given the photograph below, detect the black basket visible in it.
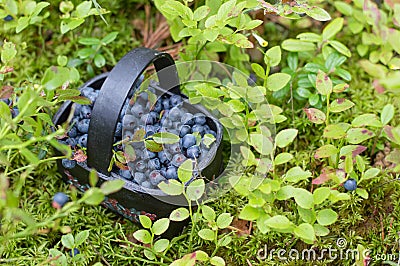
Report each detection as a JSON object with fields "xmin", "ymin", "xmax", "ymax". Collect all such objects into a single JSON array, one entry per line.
[{"xmin": 52, "ymin": 48, "xmax": 224, "ymax": 237}]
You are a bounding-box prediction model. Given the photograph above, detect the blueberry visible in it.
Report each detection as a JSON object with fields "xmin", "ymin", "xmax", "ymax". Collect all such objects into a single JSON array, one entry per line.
[
  {"xmin": 179, "ymin": 125, "xmax": 191, "ymax": 138},
  {"xmin": 162, "ymin": 99, "xmax": 170, "ymax": 110},
  {"xmin": 145, "ymin": 150, "xmax": 157, "ymax": 159},
  {"xmin": 120, "ymin": 100, "xmax": 129, "ymax": 120},
  {"xmin": 170, "ymin": 95, "xmax": 183, "ymax": 106},
  {"xmin": 62, "ymin": 159, "xmax": 76, "ymax": 169},
  {"xmin": 149, "ymin": 158, "xmax": 161, "ymax": 170},
  {"xmin": 65, "ymin": 137, "xmax": 77, "ymax": 148},
  {"xmin": 145, "ymin": 130, "xmax": 154, "ymax": 138},
  {"xmin": 148, "ymin": 111, "xmax": 158, "ymax": 123},
  {"xmin": 182, "ymin": 134, "xmax": 196, "ymax": 149},
  {"xmin": 80, "ymin": 87, "xmax": 94, "ymax": 97},
  {"xmin": 135, "ymin": 160, "xmax": 147, "ymax": 172},
  {"xmin": 87, "ymin": 92, "xmax": 98, "ymax": 103},
  {"xmin": 192, "ymin": 125, "xmax": 205, "ymax": 136},
  {"xmin": 186, "ymin": 145, "xmax": 201, "ymax": 159},
  {"xmin": 158, "ymin": 151, "xmax": 169, "ymax": 165},
  {"xmin": 142, "ymin": 181, "xmax": 152, "ymax": 189},
  {"xmin": 343, "ymin": 178, "xmax": 357, "ymax": 191},
  {"xmin": 0, "ymin": 98, "xmax": 11, "ymax": 105},
  {"xmin": 80, "ymin": 106, "xmax": 92, "ymax": 119},
  {"xmin": 131, "ymin": 104, "xmax": 145, "ymax": 118},
  {"xmin": 78, "ymin": 134, "xmax": 88, "ymax": 147},
  {"xmin": 3, "ymin": 15, "xmax": 13, "ymax": 21},
  {"xmin": 69, "ymin": 248, "xmax": 80, "ymax": 257},
  {"xmin": 167, "ymin": 143, "xmax": 181, "ymax": 154},
  {"xmin": 68, "ymin": 127, "xmax": 78, "ymax": 138},
  {"xmin": 172, "ymin": 154, "xmax": 186, "ymax": 167},
  {"xmin": 73, "ymin": 104, "xmax": 82, "ymax": 116},
  {"xmin": 165, "ymin": 166, "xmax": 178, "ymax": 179},
  {"xmin": 77, "ymin": 119, "xmax": 90, "ymax": 133},
  {"xmin": 168, "ymin": 107, "xmax": 181, "ymax": 121},
  {"xmin": 115, "ymin": 122, "xmax": 122, "ymax": 137},
  {"xmin": 11, "ymin": 107, "xmax": 19, "ymax": 118},
  {"xmin": 205, "ymin": 129, "xmax": 217, "ymax": 138},
  {"xmin": 134, "ymin": 172, "xmax": 145, "ymax": 183},
  {"xmin": 119, "ymin": 169, "xmax": 132, "ymax": 180},
  {"xmin": 52, "ymin": 192, "xmax": 69, "ymax": 209},
  {"xmin": 181, "ymin": 113, "xmax": 194, "ymax": 125},
  {"xmin": 204, "ymin": 124, "xmax": 210, "ymax": 131},
  {"xmin": 149, "ymin": 170, "xmax": 166, "ymax": 186},
  {"xmin": 123, "ymin": 115, "xmax": 137, "ymax": 130},
  {"xmin": 152, "ymin": 100, "xmax": 162, "ymax": 113},
  {"xmin": 194, "ymin": 114, "xmax": 206, "ymax": 125}
]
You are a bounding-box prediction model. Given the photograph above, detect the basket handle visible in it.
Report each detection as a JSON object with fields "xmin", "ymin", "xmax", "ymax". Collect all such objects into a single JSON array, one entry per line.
[{"xmin": 87, "ymin": 48, "xmax": 180, "ymax": 175}]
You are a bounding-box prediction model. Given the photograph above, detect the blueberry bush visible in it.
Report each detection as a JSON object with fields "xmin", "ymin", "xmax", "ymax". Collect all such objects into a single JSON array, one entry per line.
[{"xmin": 1, "ymin": 0, "xmax": 400, "ymax": 265}]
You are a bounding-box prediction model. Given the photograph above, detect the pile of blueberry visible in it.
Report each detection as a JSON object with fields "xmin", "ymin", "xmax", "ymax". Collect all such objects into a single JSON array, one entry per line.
[
  {"xmin": 57, "ymin": 79, "xmax": 217, "ymax": 190},
  {"xmin": 122, "ymin": 90, "xmax": 217, "ymax": 189},
  {"xmin": 58, "ymin": 83, "xmax": 136, "ymax": 170}
]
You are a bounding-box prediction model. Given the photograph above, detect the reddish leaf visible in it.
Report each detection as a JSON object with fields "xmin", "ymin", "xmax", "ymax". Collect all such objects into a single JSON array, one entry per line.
[
  {"xmin": 304, "ymin": 108, "xmax": 326, "ymax": 124},
  {"xmin": 73, "ymin": 150, "xmax": 87, "ymax": 162},
  {"xmin": 0, "ymin": 85, "xmax": 14, "ymax": 99},
  {"xmin": 0, "ymin": 66, "xmax": 14, "ymax": 74},
  {"xmin": 312, "ymin": 167, "xmax": 334, "ymax": 185},
  {"xmin": 352, "ymin": 145, "xmax": 367, "ymax": 157},
  {"xmin": 373, "ymin": 79, "xmax": 385, "ymax": 94}
]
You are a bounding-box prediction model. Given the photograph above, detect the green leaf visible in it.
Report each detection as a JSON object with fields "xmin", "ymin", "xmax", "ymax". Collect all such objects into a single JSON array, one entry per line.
[
  {"xmin": 133, "ymin": 229, "xmax": 151, "ymax": 244},
  {"xmin": 152, "ymin": 132, "xmax": 180, "ymax": 144},
  {"xmin": 152, "ymin": 218, "xmax": 170, "ymax": 235},
  {"xmin": 61, "ymin": 234, "xmax": 74, "ymax": 249},
  {"xmin": 275, "ymin": 129, "xmax": 298, "ymax": 148},
  {"xmin": 249, "ymin": 133, "xmax": 273, "ymax": 155},
  {"xmin": 251, "ymin": 63, "xmax": 266, "ymax": 79},
  {"xmin": 100, "ymin": 179, "xmax": 125, "ymax": 195},
  {"xmin": 239, "ymin": 205, "xmax": 260, "ymax": 221},
  {"xmin": 193, "ymin": 6, "xmax": 210, "ymax": 21},
  {"xmin": 314, "ymin": 145, "xmax": 338, "ymax": 159},
  {"xmin": 198, "ymin": 229, "xmax": 215, "ymax": 241},
  {"xmin": 266, "ymin": 73, "xmax": 291, "ymax": 91},
  {"xmin": 1, "ymin": 41, "xmax": 17, "ymax": 63},
  {"xmin": 145, "ymin": 140, "xmax": 163, "ymax": 152},
  {"xmin": 316, "ymin": 209, "xmax": 338, "ymax": 226},
  {"xmin": 186, "ymin": 179, "xmax": 205, "ymax": 201},
  {"xmin": 346, "ymin": 128, "xmax": 375, "ymax": 144},
  {"xmin": 228, "ymin": 99, "xmax": 245, "ymax": 112},
  {"xmin": 282, "ymin": 39, "xmax": 316, "ymax": 52},
  {"xmin": 323, "ymin": 124, "xmax": 348, "ymax": 139},
  {"xmin": 362, "ymin": 168, "xmax": 380, "ymax": 181},
  {"xmin": 94, "ymin": 53, "xmax": 105, "ymax": 68},
  {"xmin": 195, "ymin": 250, "xmax": 209, "ymax": 261},
  {"xmin": 330, "ymin": 98, "xmax": 355, "ymax": 113},
  {"xmin": 313, "ymin": 187, "xmax": 331, "ymax": 204},
  {"xmin": 264, "ymin": 46, "xmax": 281, "ymax": 67},
  {"xmin": 202, "ymin": 205, "xmax": 216, "ymax": 222},
  {"xmin": 381, "ymin": 104, "xmax": 395, "ymax": 125},
  {"xmin": 334, "ymin": 2, "xmax": 353, "ymax": 16},
  {"xmin": 265, "ymin": 215, "xmax": 293, "ymax": 229},
  {"xmin": 356, "ymin": 188, "xmax": 368, "ymax": 199},
  {"xmin": 78, "ymin": 37, "xmax": 101, "ymax": 45},
  {"xmin": 305, "ymin": 6, "xmax": 331, "ymax": 21},
  {"xmin": 293, "ymin": 188, "xmax": 314, "ymax": 209},
  {"xmin": 139, "ymin": 215, "xmax": 152, "ymax": 229},
  {"xmin": 170, "ymin": 208, "xmax": 189, "ymax": 221},
  {"xmin": 16, "ymin": 17, "xmax": 29, "ymax": 33},
  {"xmin": 178, "ymin": 159, "xmax": 193, "ymax": 183},
  {"xmin": 153, "ymin": 239, "xmax": 169, "ymax": 253},
  {"xmin": 210, "ymin": 256, "xmax": 225, "ymax": 266},
  {"xmin": 329, "ymin": 40, "xmax": 351, "ymax": 57},
  {"xmin": 75, "ymin": 230, "xmax": 90, "ymax": 246},
  {"xmin": 83, "ymin": 188, "xmax": 104, "ymax": 205},
  {"xmin": 284, "ymin": 167, "xmax": 312, "ymax": 183},
  {"xmin": 216, "ymin": 213, "xmax": 233, "ymax": 229},
  {"xmin": 101, "ymin": 32, "xmax": 119, "ymax": 44},
  {"xmin": 322, "ymin": 18, "xmax": 344, "ymax": 40},
  {"xmin": 158, "ymin": 180, "xmax": 184, "ymax": 196},
  {"xmin": 297, "ymin": 32, "xmax": 322, "ymax": 43},
  {"xmin": 304, "ymin": 108, "xmax": 326, "ymax": 124},
  {"xmin": 274, "ymin": 152, "xmax": 294, "ymax": 165},
  {"xmin": 359, "ymin": 59, "xmax": 387, "ymax": 78},
  {"xmin": 316, "ymin": 70, "xmax": 332, "ymax": 95},
  {"xmin": 314, "ymin": 224, "xmax": 330, "ymax": 236},
  {"xmin": 352, "ymin": 114, "xmax": 382, "ymax": 128},
  {"xmin": 294, "ymin": 223, "xmax": 316, "ymax": 244}
]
